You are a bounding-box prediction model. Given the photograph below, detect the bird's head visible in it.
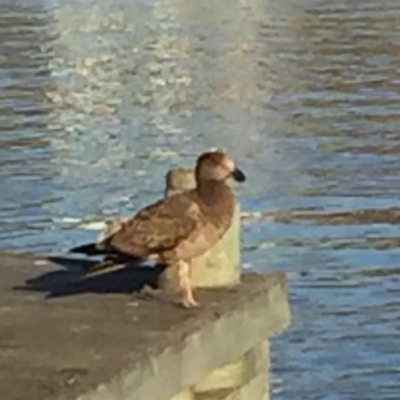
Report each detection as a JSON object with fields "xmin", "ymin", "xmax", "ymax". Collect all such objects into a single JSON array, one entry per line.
[{"xmin": 195, "ymin": 149, "xmax": 246, "ymax": 183}]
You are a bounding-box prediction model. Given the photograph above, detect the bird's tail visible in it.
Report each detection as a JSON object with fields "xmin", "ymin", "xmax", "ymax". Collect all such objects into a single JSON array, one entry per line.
[
  {"xmin": 69, "ymin": 243, "xmax": 106, "ymax": 256},
  {"xmin": 84, "ymin": 259, "xmax": 126, "ymax": 276},
  {"xmin": 84, "ymin": 254, "xmax": 140, "ymax": 276}
]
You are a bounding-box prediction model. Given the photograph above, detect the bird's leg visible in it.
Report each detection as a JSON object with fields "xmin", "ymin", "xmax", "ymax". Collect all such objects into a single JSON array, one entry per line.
[{"xmin": 177, "ymin": 260, "xmax": 200, "ymax": 308}]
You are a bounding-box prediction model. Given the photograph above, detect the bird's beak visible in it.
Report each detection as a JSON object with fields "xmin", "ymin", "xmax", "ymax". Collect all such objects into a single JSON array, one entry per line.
[{"xmin": 232, "ymin": 167, "xmax": 246, "ymax": 182}]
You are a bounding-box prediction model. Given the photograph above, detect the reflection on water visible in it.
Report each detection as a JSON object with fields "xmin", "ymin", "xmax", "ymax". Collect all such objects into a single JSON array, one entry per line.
[
  {"xmin": 2, "ymin": 0, "xmax": 400, "ymax": 398},
  {"xmin": 0, "ymin": 1, "xmax": 55, "ymax": 249}
]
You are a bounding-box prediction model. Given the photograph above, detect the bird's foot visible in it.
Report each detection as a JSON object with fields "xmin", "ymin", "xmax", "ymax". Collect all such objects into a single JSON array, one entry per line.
[
  {"xmin": 138, "ymin": 285, "xmax": 159, "ymax": 298},
  {"xmin": 180, "ymin": 296, "xmax": 201, "ymax": 308}
]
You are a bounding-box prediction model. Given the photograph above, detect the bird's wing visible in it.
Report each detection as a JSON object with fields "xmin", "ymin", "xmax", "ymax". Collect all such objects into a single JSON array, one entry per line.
[{"xmin": 108, "ymin": 193, "xmax": 200, "ymax": 257}]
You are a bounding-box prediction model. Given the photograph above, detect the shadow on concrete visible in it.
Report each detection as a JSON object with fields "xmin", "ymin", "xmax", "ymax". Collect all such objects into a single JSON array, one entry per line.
[{"xmin": 14, "ymin": 256, "xmax": 165, "ymax": 299}]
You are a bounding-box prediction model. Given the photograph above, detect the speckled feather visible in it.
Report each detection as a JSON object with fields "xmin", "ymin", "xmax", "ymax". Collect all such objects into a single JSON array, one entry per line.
[{"xmin": 105, "ymin": 183, "xmax": 235, "ymax": 264}]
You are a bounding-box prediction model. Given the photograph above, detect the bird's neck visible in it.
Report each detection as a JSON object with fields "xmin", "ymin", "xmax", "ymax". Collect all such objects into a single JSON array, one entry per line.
[{"xmin": 196, "ymin": 179, "xmax": 232, "ymax": 207}]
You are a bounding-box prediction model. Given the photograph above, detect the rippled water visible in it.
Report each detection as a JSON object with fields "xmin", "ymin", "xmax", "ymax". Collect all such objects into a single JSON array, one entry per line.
[{"xmin": 2, "ymin": 0, "xmax": 400, "ymax": 398}]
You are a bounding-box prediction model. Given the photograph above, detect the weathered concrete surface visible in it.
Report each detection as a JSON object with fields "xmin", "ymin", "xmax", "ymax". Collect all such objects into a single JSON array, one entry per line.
[
  {"xmin": 0, "ymin": 252, "xmax": 290, "ymax": 400},
  {"xmin": 193, "ymin": 342, "xmax": 269, "ymax": 394}
]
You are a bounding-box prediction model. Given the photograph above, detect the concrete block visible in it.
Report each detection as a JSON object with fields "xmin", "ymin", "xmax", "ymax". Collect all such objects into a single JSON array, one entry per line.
[
  {"xmin": 194, "ymin": 372, "xmax": 268, "ymax": 400},
  {"xmin": 193, "ymin": 342, "xmax": 269, "ymax": 393},
  {"xmin": 165, "ymin": 168, "xmax": 196, "ymax": 198},
  {"xmin": 171, "ymin": 390, "xmax": 195, "ymax": 400},
  {"xmin": 0, "ymin": 252, "xmax": 290, "ymax": 400}
]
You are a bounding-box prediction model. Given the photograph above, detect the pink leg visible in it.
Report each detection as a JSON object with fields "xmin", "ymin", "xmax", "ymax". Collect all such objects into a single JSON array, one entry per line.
[{"xmin": 178, "ymin": 260, "xmax": 200, "ymax": 308}]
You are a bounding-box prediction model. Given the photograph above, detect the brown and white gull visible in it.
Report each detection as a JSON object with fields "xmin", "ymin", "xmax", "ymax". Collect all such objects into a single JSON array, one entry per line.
[{"xmin": 70, "ymin": 150, "xmax": 246, "ymax": 307}]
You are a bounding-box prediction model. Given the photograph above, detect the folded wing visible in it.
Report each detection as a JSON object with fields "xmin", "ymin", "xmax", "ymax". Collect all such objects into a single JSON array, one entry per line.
[{"xmin": 108, "ymin": 193, "xmax": 200, "ymax": 258}]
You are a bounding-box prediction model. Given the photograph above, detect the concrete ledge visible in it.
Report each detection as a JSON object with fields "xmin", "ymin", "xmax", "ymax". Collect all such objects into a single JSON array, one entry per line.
[
  {"xmin": 193, "ymin": 342, "xmax": 269, "ymax": 394},
  {"xmin": 0, "ymin": 252, "xmax": 290, "ymax": 400},
  {"xmin": 195, "ymin": 372, "xmax": 268, "ymax": 400}
]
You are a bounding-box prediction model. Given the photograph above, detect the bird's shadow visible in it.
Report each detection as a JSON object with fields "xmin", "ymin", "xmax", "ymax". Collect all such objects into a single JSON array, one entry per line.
[{"xmin": 14, "ymin": 256, "xmax": 166, "ymax": 299}]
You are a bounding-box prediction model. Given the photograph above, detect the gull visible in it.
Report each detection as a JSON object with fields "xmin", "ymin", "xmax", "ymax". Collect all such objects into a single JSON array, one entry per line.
[{"xmin": 69, "ymin": 150, "xmax": 246, "ymax": 307}]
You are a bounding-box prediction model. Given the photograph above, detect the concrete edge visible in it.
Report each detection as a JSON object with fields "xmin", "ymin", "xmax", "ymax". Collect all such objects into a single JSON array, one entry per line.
[{"xmin": 77, "ymin": 273, "xmax": 290, "ymax": 400}]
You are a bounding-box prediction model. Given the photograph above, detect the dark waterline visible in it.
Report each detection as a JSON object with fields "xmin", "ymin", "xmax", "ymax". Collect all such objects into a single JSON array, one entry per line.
[{"xmin": 1, "ymin": 0, "xmax": 400, "ymax": 399}]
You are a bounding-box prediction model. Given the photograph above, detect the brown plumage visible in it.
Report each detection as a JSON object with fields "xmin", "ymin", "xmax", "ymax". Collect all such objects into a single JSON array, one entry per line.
[{"xmin": 70, "ymin": 150, "xmax": 246, "ymax": 307}]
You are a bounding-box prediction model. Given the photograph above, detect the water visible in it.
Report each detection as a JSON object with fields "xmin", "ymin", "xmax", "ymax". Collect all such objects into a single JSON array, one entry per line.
[{"xmin": 1, "ymin": 0, "xmax": 400, "ymax": 398}]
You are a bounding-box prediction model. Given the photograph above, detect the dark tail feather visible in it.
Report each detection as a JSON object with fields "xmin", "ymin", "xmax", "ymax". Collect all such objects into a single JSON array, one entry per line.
[{"xmin": 69, "ymin": 243, "xmax": 106, "ymax": 256}]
